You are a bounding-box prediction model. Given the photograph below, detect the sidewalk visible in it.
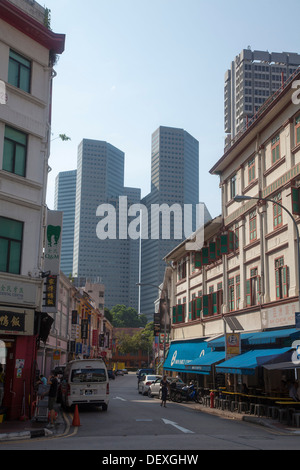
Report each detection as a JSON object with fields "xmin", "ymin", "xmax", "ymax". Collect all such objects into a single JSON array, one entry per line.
[
  {"xmin": 179, "ymin": 401, "xmax": 300, "ymax": 435},
  {"xmin": 0, "ymin": 402, "xmax": 66, "ymax": 442}
]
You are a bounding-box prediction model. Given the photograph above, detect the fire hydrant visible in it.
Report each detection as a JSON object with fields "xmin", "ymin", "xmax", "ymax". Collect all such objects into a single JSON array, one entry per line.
[{"xmin": 210, "ymin": 390, "xmax": 215, "ymax": 408}]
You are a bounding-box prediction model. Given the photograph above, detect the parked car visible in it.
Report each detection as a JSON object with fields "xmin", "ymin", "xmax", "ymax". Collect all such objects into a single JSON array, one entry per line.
[
  {"xmin": 148, "ymin": 377, "xmax": 185, "ymax": 398},
  {"xmin": 107, "ymin": 370, "xmax": 115, "ymax": 380},
  {"xmin": 138, "ymin": 374, "xmax": 162, "ymax": 395},
  {"xmin": 137, "ymin": 368, "xmax": 155, "ymax": 387},
  {"xmin": 116, "ymin": 370, "xmax": 124, "ymax": 376},
  {"xmin": 122, "ymin": 369, "xmax": 128, "ymax": 374}
]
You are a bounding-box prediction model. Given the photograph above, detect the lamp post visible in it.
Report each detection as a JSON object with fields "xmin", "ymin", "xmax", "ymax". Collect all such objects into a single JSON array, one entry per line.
[
  {"xmin": 234, "ymin": 194, "xmax": 300, "ymax": 310},
  {"xmin": 136, "ymin": 282, "xmax": 169, "ymax": 369}
]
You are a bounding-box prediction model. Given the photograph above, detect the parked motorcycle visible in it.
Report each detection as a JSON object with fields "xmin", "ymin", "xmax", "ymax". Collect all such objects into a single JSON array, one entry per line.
[{"xmin": 173, "ymin": 382, "xmax": 203, "ymax": 404}]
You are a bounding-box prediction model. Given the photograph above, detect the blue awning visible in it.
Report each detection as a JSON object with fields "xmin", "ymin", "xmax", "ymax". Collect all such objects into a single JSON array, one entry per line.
[
  {"xmin": 247, "ymin": 328, "xmax": 300, "ymax": 345},
  {"xmin": 208, "ymin": 329, "xmax": 300, "ymax": 349},
  {"xmin": 216, "ymin": 348, "xmax": 291, "ymax": 375},
  {"xmin": 187, "ymin": 350, "xmax": 226, "ymax": 373},
  {"xmin": 207, "ymin": 332, "xmax": 255, "ymax": 350},
  {"xmin": 163, "ymin": 338, "xmax": 211, "ymax": 374}
]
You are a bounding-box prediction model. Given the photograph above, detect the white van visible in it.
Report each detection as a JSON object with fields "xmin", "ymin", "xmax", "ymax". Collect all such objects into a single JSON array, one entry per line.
[{"xmin": 61, "ymin": 359, "xmax": 109, "ymax": 411}]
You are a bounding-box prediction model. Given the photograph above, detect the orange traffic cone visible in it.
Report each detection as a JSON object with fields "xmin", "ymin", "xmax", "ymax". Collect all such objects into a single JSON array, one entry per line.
[{"xmin": 72, "ymin": 405, "xmax": 81, "ymax": 427}]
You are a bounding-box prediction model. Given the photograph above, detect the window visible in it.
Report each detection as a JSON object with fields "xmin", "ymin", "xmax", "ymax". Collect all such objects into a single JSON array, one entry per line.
[
  {"xmin": 273, "ymin": 192, "xmax": 282, "ymax": 229},
  {"xmin": 275, "ymin": 257, "xmax": 288, "ymax": 299},
  {"xmin": 249, "ymin": 210, "xmax": 257, "ymax": 241},
  {"xmin": 0, "ymin": 216, "xmax": 23, "ymax": 274},
  {"xmin": 8, "ymin": 50, "xmax": 31, "ymax": 93},
  {"xmin": 246, "ymin": 268, "xmax": 260, "ymax": 306},
  {"xmin": 248, "ymin": 157, "xmax": 255, "ymax": 183},
  {"xmin": 296, "ymin": 115, "xmax": 300, "ymax": 146},
  {"xmin": 230, "ymin": 174, "xmax": 237, "ymax": 199},
  {"xmin": 3, "ymin": 126, "xmax": 27, "ymax": 177},
  {"xmin": 235, "ymin": 275, "xmax": 240, "ymax": 310},
  {"xmin": 228, "ymin": 277, "xmax": 235, "ymax": 311},
  {"xmin": 271, "ymin": 134, "xmax": 280, "ymax": 163},
  {"xmin": 177, "ymin": 258, "xmax": 186, "ymax": 281}
]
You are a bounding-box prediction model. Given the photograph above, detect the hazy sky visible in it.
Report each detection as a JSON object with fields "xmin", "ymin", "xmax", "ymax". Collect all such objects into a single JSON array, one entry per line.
[{"xmin": 45, "ymin": 0, "xmax": 300, "ymax": 219}]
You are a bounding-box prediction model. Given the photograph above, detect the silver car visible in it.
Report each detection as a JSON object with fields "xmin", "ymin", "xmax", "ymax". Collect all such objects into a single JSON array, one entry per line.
[
  {"xmin": 138, "ymin": 375, "xmax": 162, "ymax": 395},
  {"xmin": 148, "ymin": 377, "xmax": 185, "ymax": 398}
]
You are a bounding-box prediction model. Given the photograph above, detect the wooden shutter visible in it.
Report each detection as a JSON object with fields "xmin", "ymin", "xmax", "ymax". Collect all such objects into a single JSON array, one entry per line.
[
  {"xmin": 195, "ymin": 251, "xmax": 202, "ymax": 268},
  {"xmin": 209, "ymin": 241, "xmax": 216, "ymax": 261},
  {"xmin": 283, "ymin": 266, "xmax": 289, "ymax": 298},
  {"xmin": 172, "ymin": 306, "xmax": 177, "ymax": 323},
  {"xmin": 177, "ymin": 304, "xmax": 183, "ymax": 322},
  {"xmin": 246, "ymin": 279, "xmax": 251, "ymax": 306},
  {"xmin": 203, "ymin": 294, "xmax": 209, "ymax": 316},
  {"xmin": 220, "ymin": 234, "xmax": 228, "ymax": 254},
  {"xmin": 196, "ymin": 297, "xmax": 202, "ymax": 318},
  {"xmin": 202, "ymin": 247, "xmax": 209, "ymax": 265},
  {"xmin": 291, "ymin": 187, "xmax": 300, "ymax": 215}
]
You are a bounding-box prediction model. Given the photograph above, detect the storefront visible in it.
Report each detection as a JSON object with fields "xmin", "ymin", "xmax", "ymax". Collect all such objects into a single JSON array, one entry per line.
[{"xmin": 0, "ymin": 306, "xmax": 37, "ymax": 420}]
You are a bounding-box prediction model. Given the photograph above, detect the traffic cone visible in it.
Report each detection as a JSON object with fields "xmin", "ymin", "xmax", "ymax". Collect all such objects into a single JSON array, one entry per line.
[{"xmin": 72, "ymin": 405, "xmax": 81, "ymax": 426}]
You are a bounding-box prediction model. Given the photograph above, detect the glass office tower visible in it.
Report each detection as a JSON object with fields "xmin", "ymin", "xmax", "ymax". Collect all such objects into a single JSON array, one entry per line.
[
  {"xmin": 140, "ymin": 126, "xmax": 210, "ymax": 319},
  {"xmin": 54, "ymin": 170, "xmax": 77, "ymax": 276}
]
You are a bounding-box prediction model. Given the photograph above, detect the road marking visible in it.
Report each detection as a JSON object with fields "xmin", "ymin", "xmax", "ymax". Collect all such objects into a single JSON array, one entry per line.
[
  {"xmin": 113, "ymin": 396, "xmax": 127, "ymax": 401},
  {"xmin": 162, "ymin": 418, "xmax": 194, "ymax": 434},
  {"xmin": 136, "ymin": 419, "xmax": 153, "ymax": 422}
]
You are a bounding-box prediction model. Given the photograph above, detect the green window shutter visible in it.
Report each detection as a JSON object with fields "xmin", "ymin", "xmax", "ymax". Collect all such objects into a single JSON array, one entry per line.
[
  {"xmin": 212, "ymin": 292, "xmax": 217, "ymax": 314},
  {"xmin": 188, "ymin": 301, "xmax": 192, "ymax": 320},
  {"xmin": 195, "ymin": 251, "xmax": 202, "ymax": 268},
  {"xmin": 228, "ymin": 231, "xmax": 234, "ymax": 252},
  {"xmin": 203, "ymin": 294, "xmax": 209, "ymax": 316},
  {"xmin": 291, "ymin": 187, "xmax": 300, "ymax": 215},
  {"xmin": 196, "ymin": 297, "xmax": 202, "ymax": 318},
  {"xmin": 172, "ymin": 306, "xmax": 177, "ymax": 323},
  {"xmin": 246, "ymin": 279, "xmax": 251, "ymax": 306},
  {"xmin": 220, "ymin": 234, "xmax": 228, "ymax": 254},
  {"xmin": 177, "ymin": 304, "xmax": 183, "ymax": 322},
  {"xmin": 216, "ymin": 237, "xmax": 221, "ymax": 258},
  {"xmin": 283, "ymin": 266, "xmax": 288, "ymax": 298},
  {"xmin": 202, "ymin": 247, "xmax": 209, "ymax": 265},
  {"xmin": 209, "ymin": 242, "xmax": 216, "ymax": 260}
]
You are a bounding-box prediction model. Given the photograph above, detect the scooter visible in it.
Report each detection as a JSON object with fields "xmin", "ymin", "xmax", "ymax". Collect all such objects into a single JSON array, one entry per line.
[{"xmin": 173, "ymin": 383, "xmax": 203, "ymax": 404}]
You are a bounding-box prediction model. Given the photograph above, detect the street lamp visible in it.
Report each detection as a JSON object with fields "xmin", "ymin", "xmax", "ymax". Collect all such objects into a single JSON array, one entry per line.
[
  {"xmin": 234, "ymin": 194, "xmax": 300, "ymax": 310},
  {"xmin": 136, "ymin": 282, "xmax": 169, "ymax": 369}
]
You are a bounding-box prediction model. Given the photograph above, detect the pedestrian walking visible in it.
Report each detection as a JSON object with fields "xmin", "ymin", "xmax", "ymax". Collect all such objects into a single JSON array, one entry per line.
[
  {"xmin": 160, "ymin": 375, "xmax": 169, "ymax": 408},
  {"xmin": 42, "ymin": 370, "xmax": 58, "ymax": 428}
]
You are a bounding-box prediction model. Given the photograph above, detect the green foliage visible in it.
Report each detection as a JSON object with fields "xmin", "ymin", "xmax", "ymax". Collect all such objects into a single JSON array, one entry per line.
[{"xmin": 109, "ymin": 304, "xmax": 147, "ymax": 328}]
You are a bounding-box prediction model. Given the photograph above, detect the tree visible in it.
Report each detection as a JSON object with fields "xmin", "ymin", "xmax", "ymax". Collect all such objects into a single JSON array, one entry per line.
[{"xmin": 109, "ymin": 304, "xmax": 147, "ymax": 328}]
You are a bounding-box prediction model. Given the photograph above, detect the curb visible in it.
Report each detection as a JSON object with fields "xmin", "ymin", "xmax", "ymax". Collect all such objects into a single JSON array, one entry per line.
[{"xmin": 0, "ymin": 427, "xmax": 53, "ymax": 441}]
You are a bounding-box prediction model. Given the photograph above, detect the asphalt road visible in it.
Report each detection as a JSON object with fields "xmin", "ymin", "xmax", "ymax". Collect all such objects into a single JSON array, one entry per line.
[{"xmin": 1, "ymin": 373, "xmax": 300, "ymax": 454}]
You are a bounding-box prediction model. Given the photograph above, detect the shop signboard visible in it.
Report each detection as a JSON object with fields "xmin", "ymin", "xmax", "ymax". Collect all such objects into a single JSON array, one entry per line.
[
  {"xmin": 225, "ymin": 332, "xmax": 241, "ymax": 359},
  {"xmin": 0, "ymin": 308, "xmax": 34, "ymax": 336}
]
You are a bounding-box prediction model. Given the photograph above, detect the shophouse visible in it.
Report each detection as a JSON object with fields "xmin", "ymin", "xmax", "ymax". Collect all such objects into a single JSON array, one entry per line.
[
  {"xmin": 0, "ymin": 0, "xmax": 65, "ymax": 419},
  {"xmin": 162, "ymin": 69, "xmax": 300, "ymax": 393}
]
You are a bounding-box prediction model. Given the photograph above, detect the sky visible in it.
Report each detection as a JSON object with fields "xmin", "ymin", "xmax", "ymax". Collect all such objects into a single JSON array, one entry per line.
[{"xmin": 45, "ymin": 0, "xmax": 300, "ymax": 219}]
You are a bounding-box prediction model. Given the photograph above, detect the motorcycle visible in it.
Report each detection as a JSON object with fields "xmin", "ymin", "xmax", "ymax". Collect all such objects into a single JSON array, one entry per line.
[{"xmin": 173, "ymin": 383, "xmax": 203, "ymax": 404}]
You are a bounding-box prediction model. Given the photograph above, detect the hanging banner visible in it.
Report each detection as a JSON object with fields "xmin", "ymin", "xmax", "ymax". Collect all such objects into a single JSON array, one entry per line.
[
  {"xmin": 44, "ymin": 210, "xmax": 63, "ymax": 275},
  {"xmin": 225, "ymin": 332, "xmax": 241, "ymax": 359}
]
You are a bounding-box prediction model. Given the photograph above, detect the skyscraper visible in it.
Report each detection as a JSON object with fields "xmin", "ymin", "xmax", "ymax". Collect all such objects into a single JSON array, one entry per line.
[
  {"xmin": 224, "ymin": 49, "xmax": 300, "ymax": 142},
  {"xmin": 54, "ymin": 170, "xmax": 77, "ymax": 276},
  {"xmin": 140, "ymin": 126, "xmax": 210, "ymax": 318},
  {"xmin": 71, "ymin": 139, "xmax": 140, "ymax": 310}
]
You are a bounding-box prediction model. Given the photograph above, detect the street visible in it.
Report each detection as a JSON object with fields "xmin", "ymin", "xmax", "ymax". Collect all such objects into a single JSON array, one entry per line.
[{"xmin": 1, "ymin": 373, "xmax": 300, "ymax": 453}]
